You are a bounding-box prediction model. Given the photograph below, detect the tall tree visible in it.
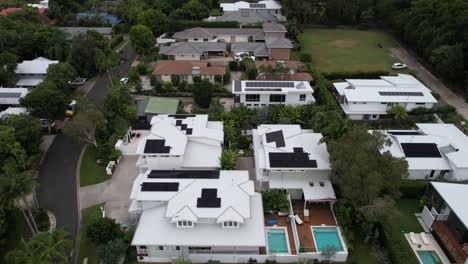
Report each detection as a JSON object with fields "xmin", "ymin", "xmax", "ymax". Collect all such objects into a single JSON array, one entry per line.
[
  {"xmin": 192, "ymin": 79, "xmax": 214, "ymax": 108},
  {"xmin": 19, "ymin": 84, "xmax": 68, "ymax": 120},
  {"xmin": 388, "ymin": 104, "xmax": 408, "ymax": 119},
  {"xmin": 137, "ymin": 9, "xmax": 169, "ymax": 37},
  {"xmin": 45, "ymin": 63, "xmax": 76, "ymax": 94},
  {"xmin": 2, "ymin": 114, "xmax": 42, "ymax": 155},
  {"xmin": 220, "ymin": 149, "xmax": 238, "ymax": 170},
  {"xmin": 0, "ymin": 52, "xmax": 18, "ymax": 87},
  {"xmin": 129, "ymin": 25, "xmax": 155, "ymax": 55}
]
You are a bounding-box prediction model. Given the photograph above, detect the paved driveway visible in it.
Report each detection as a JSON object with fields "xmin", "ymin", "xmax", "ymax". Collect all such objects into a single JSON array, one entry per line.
[{"xmin": 391, "ymin": 47, "xmax": 468, "ymax": 120}]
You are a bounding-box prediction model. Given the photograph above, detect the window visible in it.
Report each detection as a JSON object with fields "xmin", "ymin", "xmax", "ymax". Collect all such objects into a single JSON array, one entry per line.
[
  {"xmin": 203, "ymin": 38, "xmax": 208, "ymax": 41},
  {"xmin": 269, "ymin": 94, "xmax": 286, "ymax": 103},
  {"xmin": 299, "ymin": 94, "xmax": 306, "ymax": 101},
  {"xmin": 175, "ymin": 246, "xmax": 181, "ymax": 251},
  {"xmin": 177, "ymin": 220, "xmax": 194, "ymax": 228},
  {"xmin": 137, "ymin": 246, "xmax": 148, "ymax": 255},
  {"xmin": 223, "ymin": 221, "xmax": 239, "ymax": 228},
  {"xmin": 416, "ymin": 103, "xmax": 425, "ymax": 105},
  {"xmin": 387, "ymin": 102, "xmax": 395, "ymax": 106},
  {"xmin": 254, "ymin": 104, "xmax": 259, "ymax": 106},
  {"xmin": 246, "ymin": 94, "xmax": 260, "ymax": 102},
  {"xmin": 158, "ymin": 246, "xmax": 164, "ymax": 251},
  {"xmin": 194, "ymin": 38, "xmax": 198, "ymax": 41}
]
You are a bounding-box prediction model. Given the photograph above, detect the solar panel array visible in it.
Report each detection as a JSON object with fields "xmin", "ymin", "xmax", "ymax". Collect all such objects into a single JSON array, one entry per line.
[
  {"xmin": 269, "ymin": 148, "xmax": 318, "ymax": 168},
  {"xmin": 245, "ymin": 81, "xmax": 294, "ymax": 88},
  {"xmin": 234, "ymin": 80, "xmax": 242, "ymax": 92},
  {"xmin": 141, "ymin": 182, "xmax": 179, "ymax": 192},
  {"xmin": 245, "ymin": 88, "xmax": 282, "ymax": 92},
  {"xmin": 401, "ymin": 143, "xmax": 442, "ymax": 158},
  {"xmin": 250, "ymin": 3, "xmax": 266, "ymax": 8},
  {"xmin": 0, "ymin": 92, "xmax": 22, "ymax": 98},
  {"xmin": 144, "ymin": 139, "xmax": 171, "ymax": 154},
  {"xmin": 197, "ymin": 188, "xmax": 221, "ymax": 208},
  {"xmin": 379, "ymin": 91, "xmax": 424, "ymax": 96},
  {"xmin": 148, "ymin": 170, "xmax": 220, "ymax": 179},
  {"xmin": 265, "ymin": 130, "xmax": 285, "ymax": 148},
  {"xmin": 175, "ymin": 120, "xmax": 193, "ymax": 135}
]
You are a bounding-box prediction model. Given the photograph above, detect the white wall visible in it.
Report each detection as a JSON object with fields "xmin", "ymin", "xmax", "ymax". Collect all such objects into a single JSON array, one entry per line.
[
  {"xmin": 341, "ymin": 101, "xmax": 435, "ymax": 120},
  {"xmin": 449, "ymin": 166, "xmax": 468, "ymax": 181},
  {"xmin": 240, "ymin": 93, "xmax": 314, "ymax": 108},
  {"xmin": 407, "ymin": 170, "xmax": 443, "ymax": 180}
]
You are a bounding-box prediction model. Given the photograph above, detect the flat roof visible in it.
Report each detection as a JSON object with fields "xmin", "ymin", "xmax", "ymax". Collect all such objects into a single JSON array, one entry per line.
[
  {"xmin": 0, "ymin": 88, "xmax": 29, "ymax": 105},
  {"xmin": 15, "ymin": 57, "xmax": 58, "ymax": 75},
  {"xmin": 221, "ymin": 0, "xmax": 281, "ymax": 11},
  {"xmin": 144, "ymin": 97, "xmax": 179, "ymax": 115},
  {"xmin": 432, "ymin": 182, "xmax": 468, "ymax": 228},
  {"xmin": 232, "ymin": 80, "xmax": 313, "ymax": 94}
]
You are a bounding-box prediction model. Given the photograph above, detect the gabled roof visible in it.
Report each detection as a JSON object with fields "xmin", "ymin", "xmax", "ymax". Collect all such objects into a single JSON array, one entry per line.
[
  {"xmin": 231, "ymin": 42, "xmax": 269, "ymax": 57},
  {"xmin": 262, "ymin": 22, "xmax": 286, "ymax": 32},
  {"xmin": 15, "ymin": 57, "xmax": 58, "ymax": 75},
  {"xmin": 0, "ymin": 88, "xmax": 29, "ymax": 105},
  {"xmin": 266, "ymin": 37, "xmax": 293, "ymax": 49},
  {"xmin": 153, "ymin": 61, "xmax": 226, "ymax": 76},
  {"xmin": 173, "ymin": 27, "xmax": 264, "ymax": 39},
  {"xmin": 173, "ymin": 27, "xmax": 214, "ymax": 39},
  {"xmin": 159, "ymin": 42, "xmax": 226, "ymax": 56}
]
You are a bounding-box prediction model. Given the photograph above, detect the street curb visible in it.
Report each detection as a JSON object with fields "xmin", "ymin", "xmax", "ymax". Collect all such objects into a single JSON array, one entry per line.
[{"xmin": 73, "ymin": 144, "xmax": 87, "ymax": 264}]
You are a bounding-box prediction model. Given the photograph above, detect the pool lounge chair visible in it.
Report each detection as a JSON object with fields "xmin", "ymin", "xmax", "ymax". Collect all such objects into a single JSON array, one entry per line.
[
  {"xmin": 409, "ymin": 232, "xmax": 419, "ymax": 244},
  {"xmin": 421, "ymin": 233, "xmax": 430, "ymax": 245},
  {"xmin": 294, "ymin": 214, "xmax": 303, "ymax": 225}
]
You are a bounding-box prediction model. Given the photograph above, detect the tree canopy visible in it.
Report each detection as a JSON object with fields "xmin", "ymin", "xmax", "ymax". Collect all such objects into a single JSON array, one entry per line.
[{"xmin": 129, "ymin": 25, "xmax": 155, "ymax": 55}]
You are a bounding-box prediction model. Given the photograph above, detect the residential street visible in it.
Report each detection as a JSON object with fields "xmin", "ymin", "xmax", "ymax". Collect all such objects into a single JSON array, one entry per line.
[
  {"xmin": 391, "ymin": 47, "xmax": 468, "ymax": 120},
  {"xmin": 36, "ymin": 41, "xmax": 136, "ymax": 258}
]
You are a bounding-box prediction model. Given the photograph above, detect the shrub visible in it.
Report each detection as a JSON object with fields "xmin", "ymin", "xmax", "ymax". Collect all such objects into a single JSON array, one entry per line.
[
  {"xmin": 178, "ymin": 80, "xmax": 188, "ymax": 92},
  {"xmin": 153, "ymin": 79, "xmax": 163, "ymax": 93},
  {"xmin": 399, "ymin": 179, "xmax": 427, "ymax": 199},
  {"xmin": 300, "ymin": 53, "xmax": 312, "ymax": 63},
  {"xmin": 312, "ymin": 73, "xmax": 340, "ymax": 111},
  {"xmin": 87, "ymin": 217, "xmax": 124, "ymax": 245},
  {"xmin": 380, "ymin": 222, "xmax": 420, "ymax": 264},
  {"xmin": 223, "ymin": 66, "xmax": 231, "ymax": 84},
  {"xmin": 136, "ymin": 63, "xmax": 147, "ymax": 75},
  {"xmin": 193, "ymin": 76, "xmax": 202, "ymax": 83},
  {"xmin": 128, "ymin": 67, "xmax": 139, "ymax": 83},
  {"xmin": 163, "ymin": 81, "xmax": 173, "ymax": 92},
  {"xmin": 149, "ymin": 75, "xmax": 158, "ymax": 86},
  {"xmin": 171, "ymin": 75, "xmax": 181, "ymax": 87},
  {"xmin": 434, "ymin": 104, "xmax": 456, "ymax": 113},
  {"xmin": 214, "ymin": 75, "xmax": 223, "ymax": 84},
  {"xmin": 228, "ymin": 61, "xmax": 239, "ymax": 71},
  {"xmin": 245, "ymin": 67, "xmax": 257, "ymax": 80}
]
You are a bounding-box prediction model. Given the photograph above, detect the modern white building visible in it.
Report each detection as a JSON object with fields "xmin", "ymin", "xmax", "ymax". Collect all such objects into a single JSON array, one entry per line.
[
  {"xmin": 15, "ymin": 57, "xmax": 58, "ymax": 88},
  {"xmin": 332, "ymin": 74, "xmax": 437, "ymax": 120},
  {"xmin": 232, "ymin": 80, "xmax": 315, "ymax": 108},
  {"xmin": 373, "ymin": 123, "xmax": 468, "ymax": 181},
  {"xmin": 133, "ymin": 115, "xmax": 224, "ymax": 172},
  {"xmin": 221, "ymin": 0, "xmax": 281, "ymax": 12},
  {"xmin": 129, "ymin": 170, "xmax": 266, "ymax": 263},
  {"xmin": 28, "ymin": 0, "xmax": 49, "ymax": 9}
]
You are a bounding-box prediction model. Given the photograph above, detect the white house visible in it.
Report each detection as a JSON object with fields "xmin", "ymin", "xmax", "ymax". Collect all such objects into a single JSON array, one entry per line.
[
  {"xmin": 15, "ymin": 57, "xmax": 59, "ymax": 88},
  {"xmin": 373, "ymin": 123, "xmax": 468, "ymax": 181},
  {"xmin": 232, "ymin": 80, "xmax": 315, "ymax": 108},
  {"xmin": 332, "ymin": 74, "xmax": 437, "ymax": 120},
  {"xmin": 221, "ymin": 0, "xmax": 281, "ymax": 12},
  {"xmin": 28, "ymin": 0, "xmax": 49, "ymax": 9},
  {"xmin": 134, "ymin": 115, "xmax": 224, "ymax": 172},
  {"xmin": 129, "ymin": 170, "xmax": 266, "ymax": 263},
  {"xmin": 0, "ymin": 88, "xmax": 28, "ymax": 108}
]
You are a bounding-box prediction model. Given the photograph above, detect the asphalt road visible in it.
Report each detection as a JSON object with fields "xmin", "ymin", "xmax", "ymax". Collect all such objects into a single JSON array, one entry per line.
[{"xmin": 36, "ymin": 41, "xmax": 136, "ymax": 258}]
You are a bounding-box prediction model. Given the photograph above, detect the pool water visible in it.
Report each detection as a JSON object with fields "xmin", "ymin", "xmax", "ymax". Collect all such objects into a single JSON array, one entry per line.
[
  {"xmin": 417, "ymin": 251, "xmax": 442, "ymax": 264},
  {"xmin": 267, "ymin": 229, "xmax": 289, "ymax": 254},
  {"xmin": 312, "ymin": 227, "xmax": 344, "ymax": 252}
]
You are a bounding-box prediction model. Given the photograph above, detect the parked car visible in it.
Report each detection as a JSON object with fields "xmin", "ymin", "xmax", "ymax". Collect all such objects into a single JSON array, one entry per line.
[
  {"xmin": 68, "ymin": 77, "xmax": 87, "ymax": 87},
  {"xmin": 120, "ymin": 77, "xmax": 129, "ymax": 84},
  {"xmin": 65, "ymin": 100, "xmax": 77, "ymax": 117},
  {"xmin": 392, "ymin": 63, "xmax": 407, "ymax": 70},
  {"xmin": 234, "ymin": 52, "xmax": 255, "ymax": 61}
]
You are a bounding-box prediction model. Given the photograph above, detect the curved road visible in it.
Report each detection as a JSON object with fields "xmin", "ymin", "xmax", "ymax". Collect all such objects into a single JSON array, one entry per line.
[{"xmin": 36, "ymin": 41, "xmax": 136, "ymax": 258}]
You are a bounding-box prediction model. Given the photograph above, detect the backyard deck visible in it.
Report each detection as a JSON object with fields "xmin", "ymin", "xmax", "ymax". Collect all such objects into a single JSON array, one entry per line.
[{"xmin": 433, "ymin": 220, "xmax": 468, "ymax": 264}]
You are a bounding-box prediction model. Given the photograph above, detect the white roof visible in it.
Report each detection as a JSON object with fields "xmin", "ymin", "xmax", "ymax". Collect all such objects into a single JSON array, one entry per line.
[
  {"xmin": 374, "ymin": 123, "xmax": 468, "ymax": 171},
  {"xmin": 221, "ymin": 0, "xmax": 281, "ymax": 11},
  {"xmin": 431, "ymin": 182, "xmax": 468, "ymax": 228},
  {"xmin": 253, "ymin": 124, "xmax": 331, "ymax": 171},
  {"xmin": 132, "ymin": 193, "xmax": 266, "ymax": 247},
  {"xmin": 16, "ymin": 77, "xmax": 45, "ymax": 87},
  {"xmin": 233, "ymin": 80, "xmax": 314, "ymax": 94},
  {"xmin": 269, "ymin": 172, "xmax": 335, "ymax": 201},
  {"xmin": 136, "ymin": 115, "xmax": 223, "ymax": 168},
  {"xmin": 0, "ymin": 107, "xmax": 27, "ymax": 119},
  {"xmin": 0, "ymin": 88, "xmax": 29, "ymax": 105},
  {"xmin": 15, "ymin": 57, "xmax": 58, "ymax": 75},
  {"xmin": 333, "ymin": 74, "xmax": 437, "ymax": 104}
]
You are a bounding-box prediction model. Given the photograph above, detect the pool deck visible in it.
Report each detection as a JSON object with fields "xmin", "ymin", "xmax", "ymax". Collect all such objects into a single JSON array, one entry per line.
[
  {"xmin": 264, "ymin": 214, "xmax": 297, "ymax": 254},
  {"xmin": 405, "ymin": 232, "xmax": 451, "ymax": 264}
]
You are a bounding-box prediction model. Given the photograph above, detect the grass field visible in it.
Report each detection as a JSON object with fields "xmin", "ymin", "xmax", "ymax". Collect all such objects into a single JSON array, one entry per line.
[
  {"xmin": 78, "ymin": 204, "xmax": 103, "ymax": 264},
  {"xmin": 298, "ymin": 29, "xmax": 398, "ymax": 73},
  {"xmin": 80, "ymin": 145, "xmax": 110, "ymax": 187},
  {"xmin": 395, "ymin": 199, "xmax": 424, "ymax": 233}
]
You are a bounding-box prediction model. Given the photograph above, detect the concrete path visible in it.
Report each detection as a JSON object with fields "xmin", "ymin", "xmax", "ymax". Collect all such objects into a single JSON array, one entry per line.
[
  {"xmin": 79, "ymin": 156, "xmax": 139, "ymax": 224},
  {"xmin": 391, "ymin": 47, "xmax": 468, "ymax": 120}
]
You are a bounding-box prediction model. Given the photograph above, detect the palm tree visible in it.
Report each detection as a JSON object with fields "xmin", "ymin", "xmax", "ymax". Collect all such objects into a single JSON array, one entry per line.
[
  {"xmin": 220, "ymin": 150, "xmax": 238, "ymax": 170},
  {"xmin": 6, "ymin": 228, "xmax": 72, "ymax": 264},
  {"xmin": 0, "ymin": 170, "xmax": 39, "ymax": 235},
  {"xmin": 388, "ymin": 104, "xmax": 408, "ymax": 119}
]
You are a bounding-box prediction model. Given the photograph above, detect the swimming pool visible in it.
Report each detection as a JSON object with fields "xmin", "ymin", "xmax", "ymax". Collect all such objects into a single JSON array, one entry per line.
[
  {"xmin": 312, "ymin": 226, "xmax": 345, "ymax": 252},
  {"xmin": 267, "ymin": 228, "xmax": 290, "ymax": 254},
  {"xmin": 417, "ymin": 251, "xmax": 442, "ymax": 264}
]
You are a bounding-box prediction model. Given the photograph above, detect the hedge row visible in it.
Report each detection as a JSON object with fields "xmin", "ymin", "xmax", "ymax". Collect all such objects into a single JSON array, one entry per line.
[
  {"xmin": 312, "ymin": 73, "xmax": 340, "ymax": 111},
  {"xmin": 380, "ymin": 222, "xmax": 420, "ymax": 264},
  {"xmin": 322, "ymin": 70, "xmax": 390, "ymax": 80},
  {"xmin": 399, "ymin": 179, "xmax": 428, "ymax": 199}
]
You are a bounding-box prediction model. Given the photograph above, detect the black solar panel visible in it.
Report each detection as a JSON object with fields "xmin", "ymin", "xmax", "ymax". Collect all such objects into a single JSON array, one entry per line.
[
  {"xmin": 401, "ymin": 143, "xmax": 441, "ymax": 158},
  {"xmin": 269, "ymin": 148, "xmax": 318, "ymax": 168},
  {"xmin": 141, "ymin": 182, "xmax": 179, "ymax": 192},
  {"xmin": 168, "ymin": 114, "xmax": 196, "ymax": 119},
  {"xmin": 144, "ymin": 139, "xmax": 171, "ymax": 154},
  {"xmin": 148, "ymin": 170, "xmax": 220, "ymax": 179},
  {"xmin": 234, "ymin": 80, "xmax": 242, "ymax": 92},
  {"xmin": 389, "ymin": 131, "xmax": 421, "ymax": 135},
  {"xmin": 197, "ymin": 188, "xmax": 221, "ymax": 208},
  {"xmin": 245, "ymin": 81, "xmax": 294, "ymax": 88},
  {"xmin": 250, "ymin": 3, "xmax": 266, "ymax": 8},
  {"xmin": 176, "ymin": 120, "xmax": 182, "ymax": 126},
  {"xmin": 379, "ymin": 91, "xmax": 424, "ymax": 96},
  {"xmin": 0, "ymin": 92, "xmax": 22, "ymax": 98},
  {"xmin": 265, "ymin": 130, "xmax": 285, "ymax": 148},
  {"xmin": 245, "ymin": 88, "xmax": 282, "ymax": 92},
  {"xmin": 186, "ymin": 128, "xmax": 193, "ymax": 135}
]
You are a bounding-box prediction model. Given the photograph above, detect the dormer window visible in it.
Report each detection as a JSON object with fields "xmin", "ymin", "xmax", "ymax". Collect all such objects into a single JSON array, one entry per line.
[
  {"xmin": 222, "ymin": 221, "xmax": 239, "ymax": 228},
  {"xmin": 177, "ymin": 220, "xmax": 194, "ymax": 228}
]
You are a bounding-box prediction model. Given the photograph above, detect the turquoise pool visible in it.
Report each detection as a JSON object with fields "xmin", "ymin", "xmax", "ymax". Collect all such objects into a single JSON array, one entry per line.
[
  {"xmin": 417, "ymin": 251, "xmax": 442, "ymax": 264},
  {"xmin": 267, "ymin": 228, "xmax": 289, "ymax": 254},
  {"xmin": 312, "ymin": 226, "xmax": 345, "ymax": 252}
]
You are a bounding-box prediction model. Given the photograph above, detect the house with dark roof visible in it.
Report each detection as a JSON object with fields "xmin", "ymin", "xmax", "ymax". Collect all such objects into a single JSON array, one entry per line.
[
  {"xmin": 159, "ymin": 42, "xmax": 227, "ymax": 60},
  {"xmin": 173, "ymin": 28, "xmax": 265, "ymax": 43},
  {"xmin": 153, "ymin": 61, "xmax": 226, "ymax": 84}
]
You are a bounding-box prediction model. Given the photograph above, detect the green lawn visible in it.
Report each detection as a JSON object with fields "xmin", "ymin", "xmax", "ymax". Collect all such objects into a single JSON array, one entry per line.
[
  {"xmin": 395, "ymin": 199, "xmax": 424, "ymax": 233},
  {"xmin": 78, "ymin": 204, "xmax": 103, "ymax": 264},
  {"xmin": 346, "ymin": 237, "xmax": 380, "ymax": 264},
  {"xmin": 298, "ymin": 29, "xmax": 398, "ymax": 73},
  {"xmin": 80, "ymin": 146, "xmax": 110, "ymax": 187}
]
